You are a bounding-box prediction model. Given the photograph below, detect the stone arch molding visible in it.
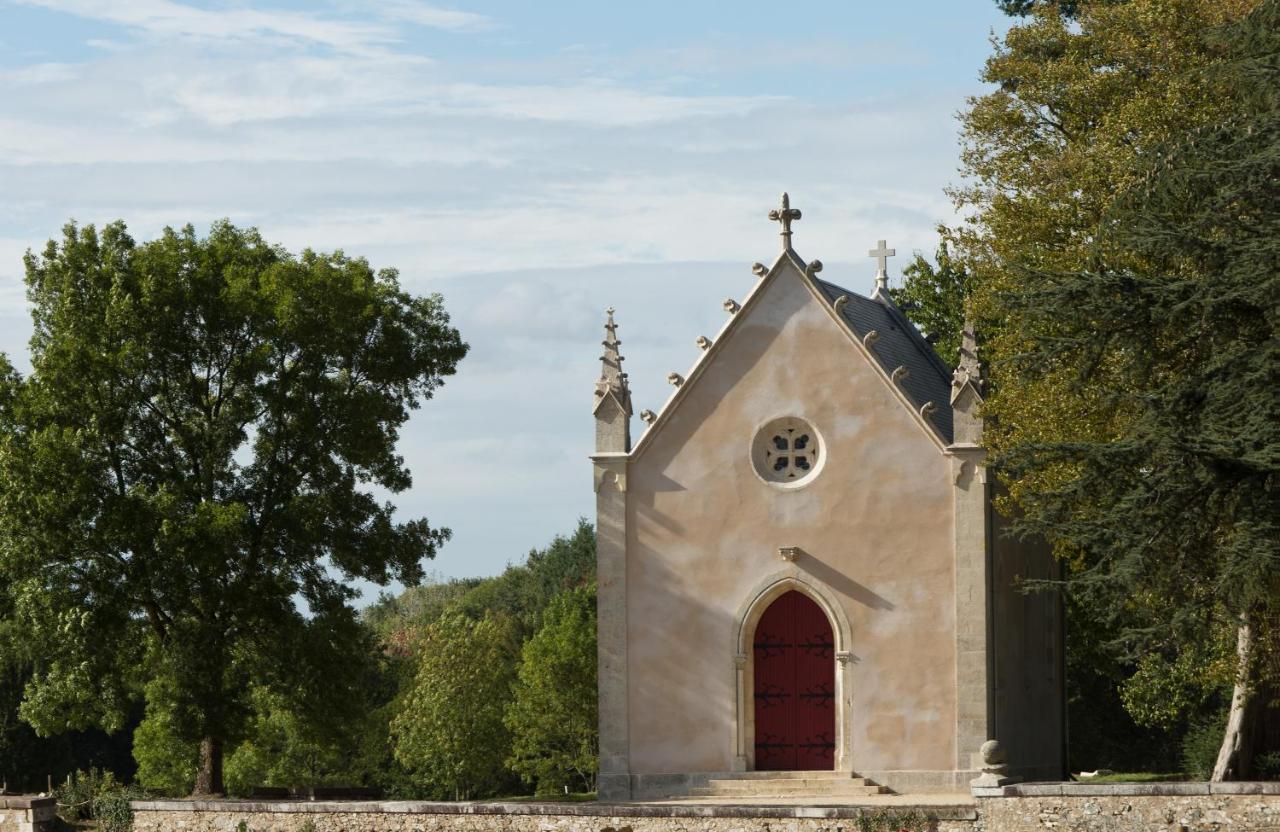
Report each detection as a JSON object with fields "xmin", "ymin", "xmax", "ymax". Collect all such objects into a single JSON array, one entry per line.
[{"xmin": 730, "ymin": 567, "xmax": 855, "ymax": 772}]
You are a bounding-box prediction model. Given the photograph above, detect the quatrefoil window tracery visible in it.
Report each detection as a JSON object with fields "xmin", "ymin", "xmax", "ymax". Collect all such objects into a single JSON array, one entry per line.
[
  {"xmin": 752, "ymin": 417, "xmax": 823, "ymax": 487},
  {"xmin": 765, "ymin": 428, "xmax": 817, "ymax": 478}
]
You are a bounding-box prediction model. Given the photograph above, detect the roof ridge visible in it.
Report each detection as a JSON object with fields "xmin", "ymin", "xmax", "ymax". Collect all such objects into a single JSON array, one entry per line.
[
  {"xmin": 817, "ymin": 275, "xmax": 953, "ymax": 385},
  {"xmin": 874, "ymin": 291, "xmax": 955, "ymax": 383}
]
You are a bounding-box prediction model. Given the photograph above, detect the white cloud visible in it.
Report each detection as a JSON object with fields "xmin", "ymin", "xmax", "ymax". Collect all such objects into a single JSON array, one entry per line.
[
  {"xmin": 413, "ymin": 80, "xmax": 782, "ymax": 126},
  {"xmin": 0, "ymin": 62, "xmax": 79, "ymax": 85},
  {"xmin": 14, "ymin": 0, "xmax": 397, "ymax": 52},
  {"xmin": 372, "ymin": 0, "xmax": 490, "ymax": 31},
  {"xmin": 0, "ymin": 0, "xmax": 999, "ymax": 580}
]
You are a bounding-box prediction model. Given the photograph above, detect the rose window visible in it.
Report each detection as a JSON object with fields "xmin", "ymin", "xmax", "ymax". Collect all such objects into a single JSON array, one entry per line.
[{"xmin": 752, "ymin": 417, "xmax": 823, "ymax": 487}]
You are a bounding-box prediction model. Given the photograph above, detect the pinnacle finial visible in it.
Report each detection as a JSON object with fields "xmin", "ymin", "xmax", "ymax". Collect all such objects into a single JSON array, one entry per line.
[
  {"xmin": 869, "ymin": 239, "xmax": 896, "ymax": 291},
  {"xmin": 595, "ymin": 307, "xmax": 631, "ymax": 405},
  {"xmin": 952, "ymin": 317, "xmax": 985, "ymax": 394},
  {"xmin": 768, "ymin": 192, "xmax": 802, "ymax": 250}
]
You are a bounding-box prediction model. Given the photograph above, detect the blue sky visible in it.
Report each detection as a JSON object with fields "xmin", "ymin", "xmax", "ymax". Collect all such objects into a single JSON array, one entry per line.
[{"xmin": 0, "ymin": 0, "xmax": 1012, "ymax": 599}]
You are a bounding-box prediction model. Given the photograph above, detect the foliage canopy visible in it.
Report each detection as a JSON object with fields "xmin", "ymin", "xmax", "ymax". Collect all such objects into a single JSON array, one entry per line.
[
  {"xmin": 505, "ymin": 586, "xmax": 598, "ymax": 795},
  {"xmin": 0, "ymin": 220, "xmax": 467, "ymax": 794},
  {"xmin": 990, "ymin": 0, "xmax": 1280, "ymax": 776}
]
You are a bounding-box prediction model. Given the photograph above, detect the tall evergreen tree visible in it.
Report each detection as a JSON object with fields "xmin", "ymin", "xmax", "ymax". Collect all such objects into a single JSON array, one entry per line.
[{"xmin": 996, "ymin": 0, "xmax": 1280, "ymax": 779}]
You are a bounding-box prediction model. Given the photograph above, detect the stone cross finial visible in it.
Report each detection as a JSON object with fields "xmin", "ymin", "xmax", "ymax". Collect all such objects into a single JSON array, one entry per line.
[
  {"xmin": 768, "ymin": 192, "xmax": 802, "ymax": 250},
  {"xmin": 868, "ymin": 239, "xmax": 896, "ymax": 290}
]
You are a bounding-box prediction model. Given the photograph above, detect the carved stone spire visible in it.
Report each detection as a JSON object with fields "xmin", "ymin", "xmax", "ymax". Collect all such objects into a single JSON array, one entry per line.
[
  {"xmin": 951, "ymin": 317, "xmax": 985, "ymax": 445},
  {"xmin": 768, "ymin": 192, "xmax": 802, "ymax": 250},
  {"xmin": 952, "ymin": 318, "xmax": 985, "ymax": 397},
  {"xmin": 594, "ymin": 307, "xmax": 633, "ymax": 453}
]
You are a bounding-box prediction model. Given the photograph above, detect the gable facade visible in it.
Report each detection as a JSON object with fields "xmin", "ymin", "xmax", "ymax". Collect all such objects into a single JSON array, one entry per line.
[{"xmin": 593, "ymin": 206, "xmax": 1064, "ymax": 799}]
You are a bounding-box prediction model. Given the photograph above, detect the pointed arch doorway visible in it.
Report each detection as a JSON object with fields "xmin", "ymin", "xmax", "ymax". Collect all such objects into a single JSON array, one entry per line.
[{"xmin": 752, "ymin": 590, "xmax": 836, "ymax": 770}]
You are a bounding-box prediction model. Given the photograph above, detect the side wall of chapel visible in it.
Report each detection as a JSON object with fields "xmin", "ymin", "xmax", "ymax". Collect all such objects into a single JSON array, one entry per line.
[{"xmin": 991, "ymin": 509, "xmax": 1067, "ymax": 782}]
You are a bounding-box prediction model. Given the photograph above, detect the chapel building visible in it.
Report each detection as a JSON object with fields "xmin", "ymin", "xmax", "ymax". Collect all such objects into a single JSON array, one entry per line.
[{"xmin": 591, "ymin": 196, "xmax": 1065, "ymax": 799}]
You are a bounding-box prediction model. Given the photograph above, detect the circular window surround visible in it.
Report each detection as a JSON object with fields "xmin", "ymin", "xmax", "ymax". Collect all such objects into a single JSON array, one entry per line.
[{"xmin": 750, "ymin": 416, "xmax": 825, "ymax": 490}]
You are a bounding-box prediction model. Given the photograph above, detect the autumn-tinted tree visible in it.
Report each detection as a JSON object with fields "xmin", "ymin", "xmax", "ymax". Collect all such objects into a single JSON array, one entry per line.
[
  {"xmin": 994, "ymin": 0, "xmax": 1280, "ymax": 778},
  {"xmin": 0, "ymin": 221, "xmax": 467, "ymax": 795},
  {"xmin": 994, "ymin": 0, "xmax": 1125, "ymax": 18},
  {"xmin": 957, "ymin": 0, "xmax": 1258, "ymax": 508}
]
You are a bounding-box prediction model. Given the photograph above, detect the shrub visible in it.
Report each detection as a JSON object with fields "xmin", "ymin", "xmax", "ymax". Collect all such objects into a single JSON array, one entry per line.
[
  {"xmin": 1182, "ymin": 718, "xmax": 1224, "ymax": 780},
  {"xmin": 53, "ymin": 769, "xmax": 146, "ymax": 832},
  {"xmin": 1255, "ymin": 751, "xmax": 1280, "ymax": 781}
]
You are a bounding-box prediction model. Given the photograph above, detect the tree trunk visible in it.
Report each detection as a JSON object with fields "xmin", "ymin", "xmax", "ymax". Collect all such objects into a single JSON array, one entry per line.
[
  {"xmin": 192, "ymin": 736, "xmax": 225, "ymax": 796},
  {"xmin": 1213, "ymin": 613, "xmax": 1258, "ymax": 781}
]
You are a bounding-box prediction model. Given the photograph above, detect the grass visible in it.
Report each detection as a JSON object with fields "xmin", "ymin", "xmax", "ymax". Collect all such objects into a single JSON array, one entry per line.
[
  {"xmin": 1074, "ymin": 772, "xmax": 1188, "ymax": 783},
  {"xmin": 489, "ymin": 793, "xmax": 597, "ymax": 803}
]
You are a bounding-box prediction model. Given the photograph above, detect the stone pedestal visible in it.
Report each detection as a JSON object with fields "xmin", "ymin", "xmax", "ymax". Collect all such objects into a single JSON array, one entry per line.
[{"xmin": 970, "ymin": 739, "xmax": 1020, "ymax": 791}]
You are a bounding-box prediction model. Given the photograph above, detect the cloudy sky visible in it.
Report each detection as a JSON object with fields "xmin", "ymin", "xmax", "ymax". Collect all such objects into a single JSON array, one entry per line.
[{"xmin": 0, "ymin": 0, "xmax": 1012, "ymax": 597}]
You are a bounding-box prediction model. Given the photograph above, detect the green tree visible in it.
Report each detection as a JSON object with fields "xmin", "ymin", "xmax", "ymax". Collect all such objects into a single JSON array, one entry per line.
[
  {"xmin": 889, "ymin": 237, "xmax": 969, "ymax": 364},
  {"xmin": 952, "ymin": 0, "xmax": 1261, "ymax": 769},
  {"xmin": 131, "ymin": 678, "xmax": 199, "ymax": 796},
  {"xmin": 505, "ymin": 586, "xmax": 598, "ymax": 795},
  {"xmin": 453, "ymin": 519, "xmax": 596, "ymax": 635},
  {"xmin": 994, "ymin": 0, "xmax": 1280, "ymax": 778},
  {"xmin": 0, "ymin": 220, "xmax": 467, "ymax": 795},
  {"xmin": 364, "ymin": 521, "xmax": 595, "ymax": 661},
  {"xmin": 222, "ymin": 687, "xmax": 353, "ymax": 797},
  {"xmin": 957, "ymin": 0, "xmax": 1257, "ymax": 507},
  {"xmin": 391, "ymin": 613, "xmax": 516, "ymax": 799}
]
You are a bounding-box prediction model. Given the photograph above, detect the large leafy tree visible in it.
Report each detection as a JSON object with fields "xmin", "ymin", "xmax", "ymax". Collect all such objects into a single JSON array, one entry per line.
[
  {"xmin": 504, "ymin": 586, "xmax": 598, "ymax": 795},
  {"xmin": 0, "ymin": 220, "xmax": 467, "ymax": 795},
  {"xmin": 995, "ymin": 0, "xmax": 1280, "ymax": 778}
]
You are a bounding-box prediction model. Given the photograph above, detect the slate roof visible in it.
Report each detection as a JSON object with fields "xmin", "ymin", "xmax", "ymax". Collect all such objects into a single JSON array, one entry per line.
[{"xmin": 813, "ymin": 277, "xmax": 955, "ymax": 444}]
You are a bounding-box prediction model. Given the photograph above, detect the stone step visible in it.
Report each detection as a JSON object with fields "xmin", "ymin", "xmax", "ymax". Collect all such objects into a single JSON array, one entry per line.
[
  {"xmin": 704, "ymin": 777, "xmax": 877, "ymax": 790},
  {"xmin": 691, "ymin": 788, "xmax": 890, "ymax": 793},
  {"xmin": 705, "ymin": 770, "xmax": 856, "ymax": 781},
  {"xmin": 690, "ymin": 782, "xmax": 888, "ymax": 797}
]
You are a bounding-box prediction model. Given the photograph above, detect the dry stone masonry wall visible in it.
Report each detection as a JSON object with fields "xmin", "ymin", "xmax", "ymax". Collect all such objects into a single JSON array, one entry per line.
[
  {"xmin": 129, "ymin": 786, "xmax": 1280, "ymax": 832},
  {"xmin": 131, "ymin": 802, "xmax": 977, "ymax": 832}
]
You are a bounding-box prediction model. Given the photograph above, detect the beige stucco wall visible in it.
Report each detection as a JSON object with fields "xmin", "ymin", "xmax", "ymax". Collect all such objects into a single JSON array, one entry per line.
[{"xmin": 624, "ymin": 260, "xmax": 956, "ymax": 775}]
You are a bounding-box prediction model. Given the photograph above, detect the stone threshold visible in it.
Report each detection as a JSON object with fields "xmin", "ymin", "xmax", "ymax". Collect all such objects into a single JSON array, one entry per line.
[
  {"xmin": 132, "ymin": 800, "xmax": 977, "ymax": 821},
  {"xmin": 973, "ymin": 781, "xmax": 1280, "ymax": 798}
]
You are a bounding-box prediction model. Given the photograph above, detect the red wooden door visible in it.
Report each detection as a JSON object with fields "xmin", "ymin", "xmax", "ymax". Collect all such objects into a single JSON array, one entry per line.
[{"xmin": 752, "ymin": 590, "xmax": 836, "ymax": 770}]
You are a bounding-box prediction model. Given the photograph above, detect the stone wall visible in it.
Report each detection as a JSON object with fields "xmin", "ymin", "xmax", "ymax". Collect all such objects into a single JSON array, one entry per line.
[
  {"xmin": 0, "ymin": 797, "xmax": 55, "ymax": 832},
  {"xmin": 976, "ymin": 782, "xmax": 1280, "ymax": 832},
  {"xmin": 131, "ymin": 786, "xmax": 1280, "ymax": 832},
  {"xmin": 131, "ymin": 801, "xmax": 977, "ymax": 832}
]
